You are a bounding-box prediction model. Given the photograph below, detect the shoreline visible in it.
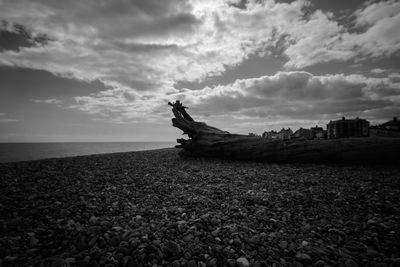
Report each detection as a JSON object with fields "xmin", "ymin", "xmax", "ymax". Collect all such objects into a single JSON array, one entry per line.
[
  {"xmin": 0, "ymin": 143, "xmax": 176, "ymax": 164},
  {"xmin": 1, "ymin": 149, "xmax": 399, "ymax": 266},
  {"xmin": 0, "ymin": 147, "xmax": 177, "ymax": 165}
]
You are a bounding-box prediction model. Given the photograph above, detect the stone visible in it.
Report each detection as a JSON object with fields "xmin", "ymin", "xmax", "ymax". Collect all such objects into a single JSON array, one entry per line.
[
  {"xmin": 367, "ymin": 248, "xmax": 379, "ymax": 257},
  {"xmin": 227, "ymin": 259, "xmax": 236, "ymax": 267},
  {"xmin": 345, "ymin": 259, "xmax": 358, "ymax": 267},
  {"xmin": 301, "ymin": 241, "xmax": 309, "ymax": 247},
  {"xmin": 208, "ymin": 258, "xmax": 218, "ymax": 266},
  {"xmin": 30, "ymin": 236, "xmax": 39, "ymax": 247},
  {"xmin": 76, "ymin": 240, "xmax": 87, "ymax": 251},
  {"xmin": 100, "ymin": 220, "xmax": 112, "ymax": 227},
  {"xmin": 187, "ymin": 260, "xmax": 196, "ymax": 267},
  {"xmin": 314, "ymin": 260, "xmax": 326, "ymax": 267},
  {"xmin": 232, "ymin": 237, "xmax": 242, "ymax": 247},
  {"xmin": 295, "ymin": 252, "xmax": 312, "ymax": 264},
  {"xmin": 88, "ymin": 236, "xmax": 98, "ymax": 247},
  {"xmin": 236, "ymin": 257, "xmax": 250, "ymax": 267},
  {"xmin": 51, "ymin": 258, "xmax": 67, "ymax": 267},
  {"xmin": 183, "ymin": 234, "xmax": 194, "ymax": 242},
  {"xmin": 110, "ymin": 236, "xmax": 120, "ymax": 247},
  {"xmin": 164, "ymin": 241, "xmax": 181, "ymax": 257},
  {"xmin": 86, "ymin": 262, "xmax": 100, "ymax": 267},
  {"xmin": 390, "ymin": 259, "xmax": 400, "ymax": 267},
  {"xmin": 279, "ymin": 240, "xmax": 288, "ymax": 249},
  {"xmin": 89, "ymin": 216, "xmax": 99, "ymax": 225}
]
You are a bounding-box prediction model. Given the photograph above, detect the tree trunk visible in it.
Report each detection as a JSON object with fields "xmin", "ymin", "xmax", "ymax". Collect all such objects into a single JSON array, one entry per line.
[{"xmin": 169, "ymin": 101, "xmax": 400, "ymax": 164}]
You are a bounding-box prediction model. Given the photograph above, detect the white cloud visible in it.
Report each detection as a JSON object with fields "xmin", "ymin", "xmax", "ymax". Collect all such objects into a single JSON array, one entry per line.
[
  {"xmin": 283, "ymin": 0, "xmax": 400, "ymax": 68},
  {"xmin": 371, "ymin": 68, "xmax": 386, "ymax": 74},
  {"xmin": 0, "ymin": 113, "xmax": 18, "ymax": 123},
  {"xmin": 344, "ymin": 12, "xmax": 400, "ymax": 58},
  {"xmin": 354, "ymin": 0, "xmax": 400, "ymax": 27},
  {"xmin": 31, "ymin": 98, "xmax": 62, "ymax": 104}
]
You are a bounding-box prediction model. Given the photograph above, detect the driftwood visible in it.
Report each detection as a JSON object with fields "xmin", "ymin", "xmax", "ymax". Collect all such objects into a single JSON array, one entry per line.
[{"xmin": 169, "ymin": 101, "xmax": 400, "ymax": 164}]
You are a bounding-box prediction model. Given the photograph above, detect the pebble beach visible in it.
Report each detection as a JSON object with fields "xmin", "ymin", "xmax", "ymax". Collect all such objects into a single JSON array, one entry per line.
[{"xmin": 1, "ymin": 148, "xmax": 399, "ymax": 267}]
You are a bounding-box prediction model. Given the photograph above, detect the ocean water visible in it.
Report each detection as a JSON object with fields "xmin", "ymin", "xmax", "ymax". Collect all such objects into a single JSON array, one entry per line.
[{"xmin": 0, "ymin": 142, "xmax": 176, "ymax": 163}]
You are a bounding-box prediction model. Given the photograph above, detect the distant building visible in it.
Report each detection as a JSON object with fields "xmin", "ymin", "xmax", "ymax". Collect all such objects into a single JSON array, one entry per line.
[
  {"xmin": 380, "ymin": 117, "xmax": 400, "ymax": 131},
  {"xmin": 310, "ymin": 125, "xmax": 326, "ymax": 139},
  {"xmin": 370, "ymin": 117, "xmax": 400, "ymax": 137},
  {"xmin": 277, "ymin": 128, "xmax": 293, "ymax": 140},
  {"xmin": 327, "ymin": 117, "xmax": 369, "ymax": 139},
  {"xmin": 248, "ymin": 132, "xmax": 261, "ymax": 137},
  {"xmin": 262, "ymin": 130, "xmax": 278, "ymax": 139},
  {"xmin": 293, "ymin": 128, "xmax": 311, "ymax": 139}
]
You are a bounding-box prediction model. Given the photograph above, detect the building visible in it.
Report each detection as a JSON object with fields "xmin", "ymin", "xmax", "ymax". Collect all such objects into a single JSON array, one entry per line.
[
  {"xmin": 248, "ymin": 132, "xmax": 261, "ymax": 137},
  {"xmin": 327, "ymin": 117, "xmax": 369, "ymax": 139},
  {"xmin": 370, "ymin": 117, "xmax": 400, "ymax": 137},
  {"xmin": 380, "ymin": 117, "xmax": 400, "ymax": 131},
  {"xmin": 262, "ymin": 130, "xmax": 278, "ymax": 139},
  {"xmin": 293, "ymin": 128, "xmax": 311, "ymax": 139},
  {"xmin": 277, "ymin": 128, "xmax": 293, "ymax": 140},
  {"xmin": 310, "ymin": 125, "xmax": 326, "ymax": 139}
]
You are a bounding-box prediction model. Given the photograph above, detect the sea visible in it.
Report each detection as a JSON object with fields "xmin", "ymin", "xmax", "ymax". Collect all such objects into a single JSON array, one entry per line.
[{"xmin": 0, "ymin": 142, "xmax": 176, "ymax": 163}]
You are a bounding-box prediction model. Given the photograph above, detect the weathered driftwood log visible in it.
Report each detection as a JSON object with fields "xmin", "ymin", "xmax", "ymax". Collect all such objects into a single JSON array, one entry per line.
[{"xmin": 169, "ymin": 101, "xmax": 400, "ymax": 164}]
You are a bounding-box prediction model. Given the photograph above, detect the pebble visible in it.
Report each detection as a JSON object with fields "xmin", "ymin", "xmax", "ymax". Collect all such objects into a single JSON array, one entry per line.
[
  {"xmin": 2, "ymin": 149, "xmax": 400, "ymax": 267},
  {"xmin": 390, "ymin": 258, "xmax": 400, "ymax": 267},
  {"xmin": 236, "ymin": 257, "xmax": 250, "ymax": 267},
  {"xmin": 51, "ymin": 258, "xmax": 67, "ymax": 267},
  {"xmin": 100, "ymin": 220, "xmax": 112, "ymax": 227},
  {"xmin": 109, "ymin": 236, "xmax": 120, "ymax": 247},
  {"xmin": 187, "ymin": 259, "xmax": 197, "ymax": 267},
  {"xmin": 164, "ymin": 241, "xmax": 181, "ymax": 256},
  {"xmin": 208, "ymin": 258, "xmax": 218, "ymax": 266},
  {"xmin": 183, "ymin": 234, "xmax": 194, "ymax": 242},
  {"xmin": 87, "ymin": 262, "xmax": 100, "ymax": 267},
  {"xmin": 227, "ymin": 259, "xmax": 236, "ymax": 267},
  {"xmin": 345, "ymin": 259, "xmax": 358, "ymax": 267},
  {"xmin": 314, "ymin": 260, "xmax": 326, "ymax": 267},
  {"xmin": 367, "ymin": 248, "xmax": 379, "ymax": 257},
  {"xmin": 279, "ymin": 240, "xmax": 288, "ymax": 249},
  {"xmin": 296, "ymin": 252, "xmax": 313, "ymax": 264},
  {"xmin": 89, "ymin": 216, "xmax": 99, "ymax": 225},
  {"xmin": 29, "ymin": 236, "xmax": 39, "ymax": 246}
]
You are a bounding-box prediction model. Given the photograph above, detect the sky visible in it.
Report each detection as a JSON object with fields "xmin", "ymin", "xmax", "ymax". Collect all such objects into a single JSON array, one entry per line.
[{"xmin": 0, "ymin": 0, "xmax": 399, "ymax": 142}]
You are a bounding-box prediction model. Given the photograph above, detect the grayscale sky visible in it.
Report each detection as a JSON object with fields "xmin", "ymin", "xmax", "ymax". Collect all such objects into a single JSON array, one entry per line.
[{"xmin": 0, "ymin": 0, "xmax": 399, "ymax": 142}]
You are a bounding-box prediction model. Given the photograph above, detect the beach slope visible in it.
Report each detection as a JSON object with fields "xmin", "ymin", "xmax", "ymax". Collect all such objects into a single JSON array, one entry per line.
[{"xmin": 1, "ymin": 148, "xmax": 399, "ymax": 266}]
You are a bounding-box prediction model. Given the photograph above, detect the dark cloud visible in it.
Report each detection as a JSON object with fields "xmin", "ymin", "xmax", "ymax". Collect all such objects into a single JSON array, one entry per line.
[
  {"xmin": 176, "ymin": 71, "xmax": 400, "ymax": 123},
  {"xmin": 0, "ymin": 21, "xmax": 50, "ymax": 52}
]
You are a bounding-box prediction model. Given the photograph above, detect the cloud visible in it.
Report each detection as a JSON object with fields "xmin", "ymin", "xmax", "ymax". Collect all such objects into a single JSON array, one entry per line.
[
  {"xmin": 0, "ymin": 0, "xmax": 399, "ymax": 129},
  {"xmin": 354, "ymin": 0, "xmax": 400, "ymax": 27},
  {"xmin": 283, "ymin": 0, "xmax": 400, "ymax": 68},
  {"xmin": 0, "ymin": 21, "xmax": 50, "ymax": 52},
  {"xmin": 167, "ymin": 71, "xmax": 400, "ymax": 124},
  {"xmin": 31, "ymin": 98, "xmax": 62, "ymax": 104},
  {"xmin": 371, "ymin": 68, "xmax": 386, "ymax": 74},
  {"xmin": 0, "ymin": 112, "xmax": 18, "ymax": 123}
]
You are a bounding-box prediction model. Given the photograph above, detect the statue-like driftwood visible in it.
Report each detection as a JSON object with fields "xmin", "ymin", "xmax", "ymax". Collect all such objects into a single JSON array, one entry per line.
[{"xmin": 169, "ymin": 101, "xmax": 400, "ymax": 164}]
